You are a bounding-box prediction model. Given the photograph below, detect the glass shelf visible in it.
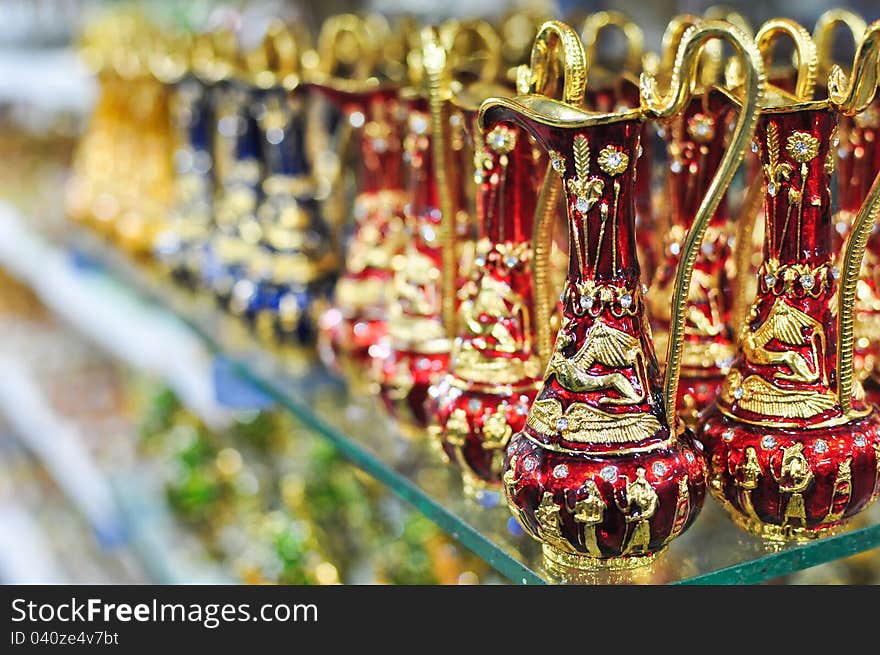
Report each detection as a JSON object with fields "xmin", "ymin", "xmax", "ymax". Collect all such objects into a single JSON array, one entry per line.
[{"xmin": 70, "ymin": 233, "xmax": 880, "ymax": 585}]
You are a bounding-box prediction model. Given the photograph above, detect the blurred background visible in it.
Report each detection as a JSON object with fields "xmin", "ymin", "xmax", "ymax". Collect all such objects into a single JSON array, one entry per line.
[{"xmin": 1, "ymin": 0, "xmax": 879, "ymax": 585}]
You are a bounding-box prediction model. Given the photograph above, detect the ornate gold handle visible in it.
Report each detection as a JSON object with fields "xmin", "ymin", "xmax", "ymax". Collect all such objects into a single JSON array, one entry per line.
[
  {"xmin": 243, "ymin": 20, "xmax": 302, "ymax": 89},
  {"xmin": 523, "ymin": 20, "xmax": 587, "ymax": 107},
  {"xmin": 427, "ymin": 19, "xmax": 502, "ymax": 338},
  {"xmin": 522, "ymin": 21, "xmax": 588, "ymax": 366},
  {"xmin": 814, "ymin": 9, "xmax": 867, "ymax": 78},
  {"xmin": 831, "ymin": 21, "xmax": 880, "ymax": 414},
  {"xmin": 703, "ymin": 6, "xmax": 753, "ymax": 35},
  {"xmin": 641, "ymin": 20, "xmax": 766, "ymax": 422},
  {"xmin": 646, "ymin": 15, "xmax": 721, "ymax": 88},
  {"xmin": 581, "ymin": 10, "xmax": 644, "ymax": 73},
  {"xmin": 439, "ymin": 18, "xmax": 503, "ymax": 85},
  {"xmin": 422, "ymin": 26, "xmax": 457, "ymax": 339},
  {"xmin": 314, "ymin": 13, "xmax": 378, "ymax": 81},
  {"xmin": 755, "ymin": 18, "xmax": 817, "ymax": 100}
]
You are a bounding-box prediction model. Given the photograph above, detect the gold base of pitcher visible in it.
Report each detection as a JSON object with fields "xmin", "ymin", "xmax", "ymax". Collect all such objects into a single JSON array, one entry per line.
[{"xmin": 541, "ymin": 543, "xmax": 664, "ymax": 575}]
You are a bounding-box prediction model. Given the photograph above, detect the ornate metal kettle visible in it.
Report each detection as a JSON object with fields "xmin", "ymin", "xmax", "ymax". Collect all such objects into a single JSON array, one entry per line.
[
  {"xmin": 483, "ymin": 19, "xmax": 764, "ymax": 570},
  {"xmin": 698, "ymin": 21, "xmax": 880, "ymax": 542}
]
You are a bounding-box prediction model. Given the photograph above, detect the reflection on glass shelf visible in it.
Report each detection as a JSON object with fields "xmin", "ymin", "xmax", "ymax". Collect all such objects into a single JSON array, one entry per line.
[{"xmin": 72, "ymin": 233, "xmax": 880, "ymax": 585}]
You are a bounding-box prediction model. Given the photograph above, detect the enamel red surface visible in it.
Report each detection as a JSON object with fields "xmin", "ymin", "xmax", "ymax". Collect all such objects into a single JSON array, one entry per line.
[
  {"xmin": 698, "ymin": 106, "xmax": 880, "ymax": 537},
  {"xmin": 483, "ymin": 103, "xmax": 706, "ymax": 562},
  {"xmin": 320, "ymin": 87, "xmax": 406, "ymax": 367},
  {"xmin": 431, "ymin": 120, "xmax": 545, "ymax": 485}
]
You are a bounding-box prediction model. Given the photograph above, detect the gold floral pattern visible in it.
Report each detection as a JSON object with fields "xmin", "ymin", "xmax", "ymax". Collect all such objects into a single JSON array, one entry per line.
[
  {"xmin": 567, "ymin": 136, "xmax": 605, "ymax": 214},
  {"xmin": 785, "ymin": 131, "xmax": 819, "ymax": 163},
  {"xmin": 597, "ymin": 145, "xmax": 629, "ymax": 176},
  {"xmin": 763, "ymin": 123, "xmax": 792, "ymax": 197}
]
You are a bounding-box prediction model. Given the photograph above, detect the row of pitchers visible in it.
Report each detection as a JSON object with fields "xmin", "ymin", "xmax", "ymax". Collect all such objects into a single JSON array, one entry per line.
[{"xmin": 68, "ymin": 8, "xmax": 880, "ymax": 571}]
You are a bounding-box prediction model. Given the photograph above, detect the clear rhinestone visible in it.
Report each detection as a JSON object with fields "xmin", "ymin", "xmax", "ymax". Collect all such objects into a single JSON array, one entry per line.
[
  {"xmin": 831, "ymin": 266, "xmax": 841, "ymax": 279},
  {"xmin": 768, "ymin": 182, "xmax": 777, "ymax": 196},
  {"xmin": 600, "ymin": 465, "xmax": 618, "ymax": 482},
  {"xmin": 505, "ymin": 255, "xmax": 519, "ymax": 269},
  {"xmin": 515, "ymin": 403, "xmax": 529, "ymax": 416},
  {"xmin": 685, "ymin": 451, "xmax": 696, "ymax": 463},
  {"xmin": 701, "ymin": 242, "xmax": 715, "ymax": 255},
  {"xmin": 575, "ymin": 197, "xmax": 589, "ymax": 213},
  {"xmin": 551, "ymin": 158, "xmax": 565, "ymax": 174},
  {"xmin": 670, "ymin": 242, "xmax": 681, "ymax": 256},
  {"xmin": 834, "ymin": 135, "xmax": 840, "ymax": 148},
  {"xmin": 814, "ymin": 439, "xmax": 828, "ymax": 454},
  {"xmin": 652, "ymin": 462, "xmax": 667, "ymax": 477},
  {"xmin": 855, "ymin": 435, "xmax": 867, "ymax": 447},
  {"xmin": 556, "ymin": 417, "xmax": 569, "ymax": 431},
  {"xmin": 559, "ymin": 289, "xmax": 567, "ymax": 304},
  {"xmin": 410, "ymin": 115, "xmax": 428, "ymax": 134},
  {"xmin": 523, "ymin": 457, "xmax": 537, "ymax": 472},
  {"xmin": 642, "ymin": 283, "xmax": 649, "ymax": 295},
  {"xmin": 794, "ymin": 142, "xmax": 809, "ymax": 156},
  {"xmin": 475, "ymin": 256, "xmax": 486, "ymax": 267},
  {"xmin": 657, "ymin": 128, "xmax": 666, "ymax": 138},
  {"xmin": 579, "ymin": 296, "xmax": 594, "ymax": 311},
  {"xmin": 800, "ymin": 274, "xmax": 815, "ymax": 290},
  {"xmin": 605, "ymin": 151, "xmax": 623, "ymax": 168},
  {"xmin": 637, "ymin": 145, "xmax": 644, "ymax": 158},
  {"xmin": 761, "ymin": 436, "xmax": 777, "ymax": 449},
  {"xmin": 723, "ymin": 429, "xmax": 735, "ymax": 442},
  {"xmin": 468, "ymin": 398, "xmax": 481, "ymax": 412},
  {"xmin": 670, "ymin": 161, "xmax": 682, "ymax": 173},
  {"xmin": 763, "ymin": 273, "xmax": 776, "ymax": 287},
  {"xmin": 620, "ymin": 293, "xmax": 633, "ymax": 309},
  {"xmin": 552, "ymin": 464, "xmax": 569, "ymax": 479},
  {"xmin": 488, "ymin": 131, "xmax": 507, "ymax": 150},
  {"xmin": 751, "ymin": 141, "xmax": 759, "ymax": 153},
  {"xmin": 416, "ymin": 358, "xmax": 431, "ymax": 371},
  {"xmin": 733, "ymin": 386, "xmax": 744, "ymax": 400},
  {"xmin": 348, "ymin": 111, "xmax": 365, "ymax": 128}
]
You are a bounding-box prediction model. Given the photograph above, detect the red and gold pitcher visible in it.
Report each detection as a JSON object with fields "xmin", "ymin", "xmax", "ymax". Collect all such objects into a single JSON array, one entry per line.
[
  {"xmin": 377, "ymin": 21, "xmax": 502, "ymax": 428},
  {"xmin": 484, "ymin": 20, "xmax": 763, "ymax": 571},
  {"xmin": 698, "ymin": 22, "xmax": 880, "ymax": 542},
  {"xmin": 428, "ymin": 33, "xmax": 560, "ymax": 496},
  {"xmin": 311, "ymin": 15, "xmax": 408, "ymax": 370}
]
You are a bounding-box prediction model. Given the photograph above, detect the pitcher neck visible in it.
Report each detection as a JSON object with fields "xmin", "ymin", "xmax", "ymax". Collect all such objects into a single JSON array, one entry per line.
[
  {"xmin": 542, "ymin": 119, "xmax": 645, "ymax": 286},
  {"xmin": 357, "ymin": 90, "xmax": 405, "ymax": 194},
  {"xmin": 757, "ymin": 108, "xmax": 837, "ymax": 266},
  {"xmin": 666, "ymin": 90, "xmax": 738, "ymax": 230},
  {"xmin": 476, "ymin": 121, "xmax": 543, "ymax": 244}
]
